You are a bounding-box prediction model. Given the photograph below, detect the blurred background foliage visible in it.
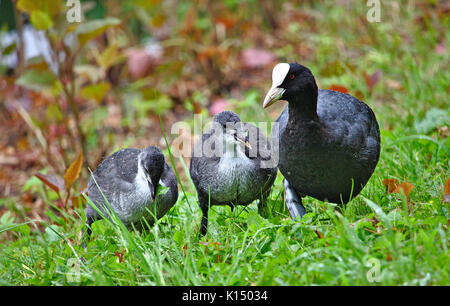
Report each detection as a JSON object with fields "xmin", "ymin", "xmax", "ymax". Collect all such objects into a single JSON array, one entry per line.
[{"xmin": 0, "ymin": 0, "xmax": 448, "ymax": 226}]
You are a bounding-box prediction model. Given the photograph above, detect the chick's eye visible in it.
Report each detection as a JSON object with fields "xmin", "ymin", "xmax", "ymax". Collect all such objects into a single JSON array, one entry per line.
[{"xmin": 290, "ymin": 74, "xmax": 295, "ymax": 80}]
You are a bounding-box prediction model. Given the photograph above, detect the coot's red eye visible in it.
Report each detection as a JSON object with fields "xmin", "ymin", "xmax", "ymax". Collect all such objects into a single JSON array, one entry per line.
[{"xmin": 290, "ymin": 74, "xmax": 295, "ymax": 79}]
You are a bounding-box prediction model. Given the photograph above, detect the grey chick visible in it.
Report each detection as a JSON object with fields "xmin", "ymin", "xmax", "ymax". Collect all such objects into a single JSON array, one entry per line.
[
  {"xmin": 83, "ymin": 146, "xmax": 178, "ymax": 244},
  {"xmin": 189, "ymin": 111, "xmax": 277, "ymax": 236}
]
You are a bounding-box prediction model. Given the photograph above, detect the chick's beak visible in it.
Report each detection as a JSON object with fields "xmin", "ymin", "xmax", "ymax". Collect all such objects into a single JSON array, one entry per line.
[
  {"xmin": 263, "ymin": 86, "xmax": 286, "ymax": 109},
  {"xmin": 234, "ymin": 134, "xmax": 252, "ymax": 149}
]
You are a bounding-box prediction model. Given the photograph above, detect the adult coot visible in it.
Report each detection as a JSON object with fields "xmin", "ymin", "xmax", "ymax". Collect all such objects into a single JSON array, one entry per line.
[
  {"xmin": 263, "ymin": 63, "xmax": 380, "ymax": 219},
  {"xmin": 190, "ymin": 111, "xmax": 277, "ymax": 235},
  {"xmin": 84, "ymin": 146, "xmax": 178, "ymax": 243}
]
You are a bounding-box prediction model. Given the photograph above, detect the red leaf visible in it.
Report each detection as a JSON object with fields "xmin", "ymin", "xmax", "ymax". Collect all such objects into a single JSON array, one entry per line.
[
  {"xmin": 114, "ymin": 251, "xmax": 124, "ymax": 263},
  {"xmin": 328, "ymin": 84, "xmax": 349, "ymax": 94},
  {"xmin": 444, "ymin": 178, "xmax": 450, "ymax": 195},
  {"xmin": 35, "ymin": 173, "xmax": 65, "ymax": 194},
  {"xmin": 444, "ymin": 178, "xmax": 450, "ymax": 203},
  {"xmin": 394, "ymin": 182, "xmax": 414, "ymax": 198},
  {"xmin": 363, "ymin": 70, "xmax": 382, "ymax": 91},
  {"xmin": 382, "ymin": 178, "xmax": 399, "ymax": 193}
]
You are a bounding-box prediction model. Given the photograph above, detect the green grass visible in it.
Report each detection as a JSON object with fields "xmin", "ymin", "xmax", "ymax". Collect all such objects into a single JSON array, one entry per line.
[
  {"xmin": 0, "ymin": 1, "xmax": 448, "ymax": 285},
  {"xmin": 0, "ymin": 129, "xmax": 448, "ymax": 285}
]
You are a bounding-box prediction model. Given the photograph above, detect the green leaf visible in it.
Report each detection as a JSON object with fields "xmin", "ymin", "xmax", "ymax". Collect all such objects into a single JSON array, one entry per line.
[
  {"xmin": 17, "ymin": 0, "xmax": 62, "ymax": 17},
  {"xmin": 80, "ymin": 82, "xmax": 110, "ymax": 103},
  {"xmin": 2, "ymin": 42, "xmax": 17, "ymax": 56},
  {"xmin": 17, "ymin": 0, "xmax": 41, "ymax": 13},
  {"xmin": 74, "ymin": 17, "xmax": 121, "ymax": 46},
  {"xmin": 30, "ymin": 10, "xmax": 53, "ymax": 30},
  {"xmin": 16, "ymin": 70, "xmax": 56, "ymax": 91}
]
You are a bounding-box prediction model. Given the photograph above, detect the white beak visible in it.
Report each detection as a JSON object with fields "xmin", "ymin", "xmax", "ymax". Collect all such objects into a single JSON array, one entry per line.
[{"xmin": 263, "ymin": 87, "xmax": 286, "ymax": 109}]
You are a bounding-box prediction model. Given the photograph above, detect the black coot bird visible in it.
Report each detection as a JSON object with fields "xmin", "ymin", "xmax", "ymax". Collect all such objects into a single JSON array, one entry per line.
[
  {"xmin": 84, "ymin": 146, "xmax": 178, "ymax": 241},
  {"xmin": 263, "ymin": 63, "xmax": 380, "ymax": 219},
  {"xmin": 190, "ymin": 111, "xmax": 277, "ymax": 235}
]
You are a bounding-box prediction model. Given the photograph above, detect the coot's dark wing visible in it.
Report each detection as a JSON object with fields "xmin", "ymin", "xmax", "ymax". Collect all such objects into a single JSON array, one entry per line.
[{"xmin": 316, "ymin": 89, "xmax": 380, "ymax": 167}]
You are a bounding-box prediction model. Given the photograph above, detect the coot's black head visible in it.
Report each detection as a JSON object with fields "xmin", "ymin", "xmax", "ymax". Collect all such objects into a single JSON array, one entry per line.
[
  {"xmin": 141, "ymin": 146, "xmax": 165, "ymax": 186},
  {"xmin": 263, "ymin": 63, "xmax": 318, "ymax": 109}
]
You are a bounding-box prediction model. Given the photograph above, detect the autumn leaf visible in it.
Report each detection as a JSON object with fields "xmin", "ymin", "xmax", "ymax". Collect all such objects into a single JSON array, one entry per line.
[
  {"xmin": 64, "ymin": 152, "xmax": 83, "ymax": 190},
  {"xmin": 215, "ymin": 15, "xmax": 237, "ymax": 29},
  {"xmin": 363, "ymin": 70, "xmax": 382, "ymax": 92},
  {"xmin": 328, "ymin": 84, "xmax": 349, "ymax": 94},
  {"xmin": 382, "ymin": 178, "xmax": 399, "ymax": 193},
  {"xmin": 114, "ymin": 251, "xmax": 124, "ymax": 263},
  {"xmin": 394, "ymin": 181, "xmax": 414, "ymax": 199},
  {"xmin": 35, "ymin": 173, "xmax": 64, "ymax": 196},
  {"xmin": 241, "ymin": 48, "xmax": 275, "ymax": 69},
  {"xmin": 314, "ymin": 230, "xmax": 324, "ymax": 239},
  {"xmin": 444, "ymin": 178, "xmax": 450, "ymax": 203}
]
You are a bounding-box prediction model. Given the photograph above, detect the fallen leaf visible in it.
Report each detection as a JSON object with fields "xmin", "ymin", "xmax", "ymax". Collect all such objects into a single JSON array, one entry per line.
[
  {"xmin": 444, "ymin": 178, "xmax": 450, "ymax": 203},
  {"xmin": 445, "ymin": 178, "xmax": 450, "ymax": 195},
  {"xmin": 328, "ymin": 84, "xmax": 349, "ymax": 94},
  {"xmin": 394, "ymin": 181, "xmax": 414, "ymax": 198},
  {"xmin": 215, "ymin": 15, "xmax": 237, "ymax": 29},
  {"xmin": 382, "ymin": 178, "xmax": 399, "ymax": 193},
  {"xmin": 241, "ymin": 48, "xmax": 275, "ymax": 69}
]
